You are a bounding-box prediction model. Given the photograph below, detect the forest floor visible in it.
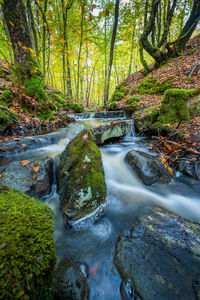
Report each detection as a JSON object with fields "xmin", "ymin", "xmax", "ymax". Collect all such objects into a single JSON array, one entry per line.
[{"xmin": 116, "ymin": 35, "xmax": 200, "ymax": 175}]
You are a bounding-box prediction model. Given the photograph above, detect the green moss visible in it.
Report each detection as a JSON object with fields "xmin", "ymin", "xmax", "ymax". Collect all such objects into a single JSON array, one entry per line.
[
  {"xmin": 0, "ymin": 99, "xmax": 8, "ymax": 107},
  {"xmin": 157, "ymin": 89, "xmax": 200, "ymax": 125},
  {"xmin": 107, "ymin": 101, "xmax": 117, "ymax": 111},
  {"xmin": 58, "ymin": 129, "xmax": 106, "ymax": 222},
  {"xmin": 139, "ymin": 76, "xmax": 172, "ymax": 95},
  {"xmin": 111, "ymin": 91, "xmax": 125, "ymax": 102},
  {"xmin": 135, "ymin": 111, "xmax": 159, "ymax": 132},
  {"xmin": 70, "ymin": 103, "xmax": 84, "ymax": 113},
  {"xmin": 130, "ymin": 89, "xmax": 135, "ymax": 95},
  {"xmin": 188, "ymin": 45, "xmax": 195, "ymax": 55},
  {"xmin": 24, "ymin": 75, "xmax": 48, "ymax": 104},
  {"xmin": 0, "ymin": 185, "xmax": 56, "ymax": 299},
  {"xmin": 48, "ymin": 93, "xmax": 67, "ymax": 111},
  {"xmin": 143, "ymin": 105, "xmax": 160, "ymax": 113},
  {"xmin": 0, "ymin": 107, "xmax": 18, "ymax": 133},
  {"xmin": 121, "ymin": 86, "xmax": 129, "ymax": 96},
  {"xmin": 1, "ymin": 90, "xmax": 14, "ymax": 103},
  {"xmin": 126, "ymin": 96, "xmax": 140, "ymax": 105}
]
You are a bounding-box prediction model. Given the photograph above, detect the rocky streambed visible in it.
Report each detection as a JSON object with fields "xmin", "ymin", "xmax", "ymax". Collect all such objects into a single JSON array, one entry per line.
[{"xmin": 0, "ymin": 112, "xmax": 200, "ymax": 300}]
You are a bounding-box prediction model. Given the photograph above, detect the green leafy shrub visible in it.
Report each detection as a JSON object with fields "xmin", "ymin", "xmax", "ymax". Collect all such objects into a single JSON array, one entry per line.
[
  {"xmin": 111, "ymin": 91, "xmax": 125, "ymax": 102},
  {"xmin": 1, "ymin": 90, "xmax": 14, "ymax": 103},
  {"xmin": 126, "ymin": 96, "xmax": 140, "ymax": 104},
  {"xmin": 139, "ymin": 76, "xmax": 172, "ymax": 95},
  {"xmin": 0, "ymin": 185, "xmax": 56, "ymax": 299}
]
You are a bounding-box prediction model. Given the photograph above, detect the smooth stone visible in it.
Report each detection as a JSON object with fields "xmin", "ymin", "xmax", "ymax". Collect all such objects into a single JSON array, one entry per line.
[
  {"xmin": 115, "ymin": 207, "xmax": 200, "ymax": 300},
  {"xmin": 125, "ymin": 149, "xmax": 172, "ymax": 185}
]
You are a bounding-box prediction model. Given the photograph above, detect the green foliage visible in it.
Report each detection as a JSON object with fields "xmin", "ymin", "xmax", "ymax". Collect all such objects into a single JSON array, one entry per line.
[
  {"xmin": 70, "ymin": 103, "xmax": 84, "ymax": 113},
  {"xmin": 135, "ymin": 111, "xmax": 159, "ymax": 131},
  {"xmin": 130, "ymin": 89, "xmax": 135, "ymax": 95},
  {"xmin": 157, "ymin": 89, "xmax": 200, "ymax": 125},
  {"xmin": 188, "ymin": 45, "xmax": 195, "ymax": 55},
  {"xmin": 111, "ymin": 91, "xmax": 125, "ymax": 102},
  {"xmin": 1, "ymin": 90, "xmax": 14, "ymax": 103},
  {"xmin": 107, "ymin": 101, "xmax": 117, "ymax": 111},
  {"xmin": 0, "ymin": 185, "xmax": 56, "ymax": 299},
  {"xmin": 121, "ymin": 85, "xmax": 129, "ymax": 95},
  {"xmin": 139, "ymin": 76, "xmax": 172, "ymax": 95},
  {"xmin": 36, "ymin": 108, "xmax": 55, "ymax": 121},
  {"xmin": 48, "ymin": 93, "xmax": 67, "ymax": 111},
  {"xmin": 0, "ymin": 107, "xmax": 18, "ymax": 133},
  {"xmin": 126, "ymin": 96, "xmax": 140, "ymax": 104}
]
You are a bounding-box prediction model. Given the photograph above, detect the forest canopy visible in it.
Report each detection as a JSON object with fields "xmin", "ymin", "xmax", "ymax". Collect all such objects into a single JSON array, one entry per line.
[{"xmin": 0, "ymin": 0, "xmax": 200, "ymax": 106}]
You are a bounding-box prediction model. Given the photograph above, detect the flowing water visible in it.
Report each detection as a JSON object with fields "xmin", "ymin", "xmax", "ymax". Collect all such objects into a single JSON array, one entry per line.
[{"xmin": 1, "ymin": 114, "xmax": 200, "ymax": 299}]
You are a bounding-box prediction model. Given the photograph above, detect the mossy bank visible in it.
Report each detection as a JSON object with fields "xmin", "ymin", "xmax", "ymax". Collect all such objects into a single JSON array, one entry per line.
[{"xmin": 0, "ymin": 185, "xmax": 56, "ymax": 299}]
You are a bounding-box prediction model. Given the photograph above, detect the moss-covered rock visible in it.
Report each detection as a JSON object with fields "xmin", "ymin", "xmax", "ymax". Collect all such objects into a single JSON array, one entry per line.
[
  {"xmin": 106, "ymin": 101, "xmax": 117, "ymax": 111},
  {"xmin": 48, "ymin": 92, "xmax": 68, "ymax": 111},
  {"xmin": 111, "ymin": 91, "xmax": 125, "ymax": 102},
  {"xmin": 0, "ymin": 106, "xmax": 18, "ymax": 134},
  {"xmin": 1, "ymin": 90, "xmax": 14, "ymax": 103},
  {"xmin": 56, "ymin": 129, "xmax": 106, "ymax": 224},
  {"xmin": 70, "ymin": 103, "xmax": 84, "ymax": 113},
  {"xmin": 157, "ymin": 89, "xmax": 200, "ymax": 125},
  {"xmin": 139, "ymin": 76, "xmax": 172, "ymax": 95},
  {"xmin": 0, "ymin": 185, "xmax": 56, "ymax": 299},
  {"xmin": 24, "ymin": 75, "xmax": 48, "ymax": 104},
  {"xmin": 92, "ymin": 121, "xmax": 131, "ymax": 145},
  {"xmin": 126, "ymin": 96, "xmax": 140, "ymax": 105}
]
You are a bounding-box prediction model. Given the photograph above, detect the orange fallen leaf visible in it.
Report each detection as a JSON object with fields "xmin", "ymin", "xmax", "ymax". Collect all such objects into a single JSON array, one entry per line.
[
  {"xmin": 31, "ymin": 162, "xmax": 35, "ymax": 167},
  {"xmin": 168, "ymin": 168, "xmax": 173, "ymax": 175},
  {"xmin": 0, "ymin": 174, "xmax": 2, "ymax": 179},
  {"xmin": 21, "ymin": 144, "xmax": 27, "ymax": 148},
  {"xmin": 34, "ymin": 166, "xmax": 40, "ymax": 173},
  {"xmin": 21, "ymin": 160, "xmax": 30, "ymax": 167},
  {"xmin": 0, "ymin": 148, "xmax": 7, "ymax": 152},
  {"xmin": 186, "ymin": 160, "xmax": 192, "ymax": 164},
  {"xmin": 33, "ymin": 174, "xmax": 36, "ymax": 180},
  {"xmin": 192, "ymin": 157, "xmax": 197, "ymax": 161}
]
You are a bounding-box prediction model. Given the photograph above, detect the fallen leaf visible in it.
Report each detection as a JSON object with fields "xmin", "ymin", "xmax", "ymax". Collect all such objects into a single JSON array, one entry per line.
[
  {"xmin": 168, "ymin": 168, "xmax": 173, "ymax": 175},
  {"xmin": 0, "ymin": 148, "xmax": 7, "ymax": 152},
  {"xmin": 33, "ymin": 174, "xmax": 36, "ymax": 180},
  {"xmin": 0, "ymin": 174, "xmax": 2, "ymax": 179},
  {"xmin": 90, "ymin": 262, "xmax": 98, "ymax": 277},
  {"xmin": 20, "ymin": 160, "xmax": 30, "ymax": 167},
  {"xmin": 31, "ymin": 162, "xmax": 35, "ymax": 168},
  {"xmin": 21, "ymin": 144, "xmax": 27, "ymax": 148},
  {"xmin": 34, "ymin": 166, "xmax": 40, "ymax": 173}
]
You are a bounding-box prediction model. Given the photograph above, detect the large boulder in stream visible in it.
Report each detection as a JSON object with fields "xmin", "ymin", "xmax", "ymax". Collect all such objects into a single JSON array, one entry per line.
[
  {"xmin": 56, "ymin": 129, "xmax": 106, "ymax": 224},
  {"xmin": 115, "ymin": 207, "xmax": 200, "ymax": 300},
  {"xmin": 0, "ymin": 156, "xmax": 53, "ymax": 198},
  {"xmin": 125, "ymin": 150, "xmax": 172, "ymax": 185},
  {"xmin": 54, "ymin": 257, "xmax": 89, "ymax": 300},
  {"xmin": 92, "ymin": 120, "xmax": 131, "ymax": 145}
]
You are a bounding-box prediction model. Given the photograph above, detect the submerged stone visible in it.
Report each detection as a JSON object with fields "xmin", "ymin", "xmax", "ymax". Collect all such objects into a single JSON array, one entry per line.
[
  {"xmin": 125, "ymin": 150, "xmax": 172, "ymax": 185},
  {"xmin": 56, "ymin": 129, "xmax": 106, "ymax": 224},
  {"xmin": 115, "ymin": 207, "xmax": 200, "ymax": 300},
  {"xmin": 92, "ymin": 121, "xmax": 131, "ymax": 145},
  {"xmin": 54, "ymin": 257, "xmax": 89, "ymax": 300}
]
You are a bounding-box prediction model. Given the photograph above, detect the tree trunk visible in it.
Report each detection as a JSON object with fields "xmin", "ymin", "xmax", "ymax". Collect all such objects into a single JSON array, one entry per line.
[
  {"xmin": 42, "ymin": 0, "xmax": 48, "ymax": 80},
  {"xmin": 104, "ymin": 0, "xmax": 120, "ymax": 106},
  {"xmin": 26, "ymin": 0, "xmax": 39, "ymax": 59}
]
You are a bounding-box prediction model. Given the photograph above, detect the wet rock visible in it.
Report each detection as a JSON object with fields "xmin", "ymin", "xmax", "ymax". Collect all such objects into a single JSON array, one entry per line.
[
  {"xmin": 0, "ymin": 129, "xmax": 69, "ymax": 156},
  {"xmin": 125, "ymin": 150, "xmax": 172, "ymax": 185},
  {"xmin": 0, "ymin": 156, "xmax": 53, "ymax": 198},
  {"xmin": 56, "ymin": 129, "xmax": 106, "ymax": 224},
  {"xmin": 92, "ymin": 121, "xmax": 131, "ymax": 145},
  {"xmin": 179, "ymin": 156, "xmax": 200, "ymax": 180},
  {"xmin": 115, "ymin": 207, "xmax": 200, "ymax": 300},
  {"xmin": 0, "ymin": 106, "xmax": 18, "ymax": 134},
  {"xmin": 54, "ymin": 257, "xmax": 89, "ymax": 300},
  {"xmin": 120, "ymin": 280, "xmax": 134, "ymax": 300},
  {"xmin": 71, "ymin": 111, "xmax": 126, "ymax": 119}
]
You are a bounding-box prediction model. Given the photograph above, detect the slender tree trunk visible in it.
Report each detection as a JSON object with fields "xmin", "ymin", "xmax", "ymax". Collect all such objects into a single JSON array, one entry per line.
[
  {"xmin": 104, "ymin": 0, "xmax": 120, "ymax": 106},
  {"xmin": 1, "ymin": 10, "xmax": 13, "ymax": 63},
  {"xmin": 26, "ymin": 0, "xmax": 39, "ymax": 58},
  {"xmin": 42, "ymin": 0, "xmax": 48, "ymax": 79},
  {"xmin": 76, "ymin": 4, "xmax": 84, "ymax": 101}
]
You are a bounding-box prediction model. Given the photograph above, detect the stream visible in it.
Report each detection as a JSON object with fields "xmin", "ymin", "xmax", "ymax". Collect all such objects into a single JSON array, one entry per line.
[{"xmin": 1, "ymin": 113, "xmax": 200, "ymax": 299}]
